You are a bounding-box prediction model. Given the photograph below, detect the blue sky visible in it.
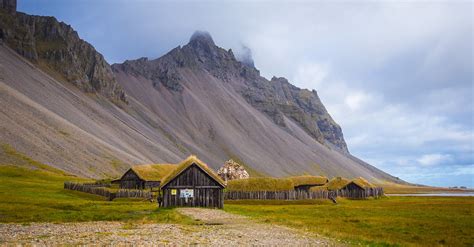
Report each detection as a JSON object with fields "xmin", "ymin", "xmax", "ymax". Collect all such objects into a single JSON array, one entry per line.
[{"xmin": 18, "ymin": 0, "xmax": 473, "ymax": 187}]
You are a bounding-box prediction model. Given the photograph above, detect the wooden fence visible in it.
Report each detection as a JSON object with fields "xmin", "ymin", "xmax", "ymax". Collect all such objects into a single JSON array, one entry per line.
[
  {"xmin": 65, "ymin": 181, "xmax": 383, "ymax": 201},
  {"xmin": 64, "ymin": 182, "xmax": 152, "ymax": 201},
  {"xmin": 224, "ymin": 187, "xmax": 384, "ymax": 200}
]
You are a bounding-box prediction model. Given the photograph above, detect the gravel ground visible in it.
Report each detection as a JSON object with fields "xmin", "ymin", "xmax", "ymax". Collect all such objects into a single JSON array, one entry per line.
[{"xmin": 0, "ymin": 208, "xmax": 343, "ymax": 246}]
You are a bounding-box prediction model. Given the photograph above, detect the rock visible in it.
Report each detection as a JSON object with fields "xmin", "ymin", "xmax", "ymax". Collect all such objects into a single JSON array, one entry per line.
[
  {"xmin": 0, "ymin": 0, "xmax": 16, "ymax": 13},
  {"xmin": 112, "ymin": 30, "xmax": 349, "ymax": 153},
  {"xmin": 217, "ymin": 159, "xmax": 250, "ymax": 183},
  {"xmin": 0, "ymin": 6, "xmax": 127, "ymax": 103},
  {"xmin": 189, "ymin": 30, "xmax": 215, "ymax": 46}
]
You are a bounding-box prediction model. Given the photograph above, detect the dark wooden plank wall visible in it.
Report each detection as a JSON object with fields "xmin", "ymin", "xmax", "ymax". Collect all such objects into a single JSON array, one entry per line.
[
  {"xmin": 119, "ymin": 170, "xmax": 145, "ymax": 189},
  {"xmin": 165, "ymin": 165, "xmax": 221, "ymax": 187},
  {"xmin": 344, "ymin": 182, "xmax": 365, "ymax": 191},
  {"xmin": 162, "ymin": 164, "xmax": 224, "ymax": 208},
  {"xmin": 145, "ymin": 181, "xmax": 161, "ymax": 189},
  {"xmin": 163, "ymin": 188, "xmax": 223, "ymax": 208},
  {"xmin": 118, "ymin": 170, "xmax": 160, "ymax": 189}
]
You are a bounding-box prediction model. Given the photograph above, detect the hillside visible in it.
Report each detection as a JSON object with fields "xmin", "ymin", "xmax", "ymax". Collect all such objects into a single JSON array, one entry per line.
[{"xmin": 0, "ymin": 2, "xmax": 402, "ymax": 183}]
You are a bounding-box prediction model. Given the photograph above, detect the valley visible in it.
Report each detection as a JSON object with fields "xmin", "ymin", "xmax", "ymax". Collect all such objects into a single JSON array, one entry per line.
[
  {"xmin": 0, "ymin": 161, "xmax": 472, "ymax": 246},
  {"xmin": 0, "ymin": 1, "xmax": 472, "ymax": 246}
]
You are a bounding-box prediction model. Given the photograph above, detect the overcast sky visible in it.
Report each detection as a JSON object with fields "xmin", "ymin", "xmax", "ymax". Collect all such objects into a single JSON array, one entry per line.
[{"xmin": 19, "ymin": 0, "xmax": 473, "ymax": 187}]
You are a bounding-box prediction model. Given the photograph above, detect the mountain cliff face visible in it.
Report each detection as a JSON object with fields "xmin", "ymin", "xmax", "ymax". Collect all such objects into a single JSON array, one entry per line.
[
  {"xmin": 113, "ymin": 32, "xmax": 348, "ymax": 153},
  {"xmin": 0, "ymin": 0, "xmax": 15, "ymax": 13},
  {"xmin": 0, "ymin": 2, "xmax": 126, "ymax": 103},
  {"xmin": 0, "ymin": 4, "xmax": 402, "ymax": 183}
]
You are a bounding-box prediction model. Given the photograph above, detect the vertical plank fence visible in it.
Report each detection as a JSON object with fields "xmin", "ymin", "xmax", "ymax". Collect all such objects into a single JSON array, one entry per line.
[
  {"xmin": 224, "ymin": 187, "xmax": 384, "ymax": 200},
  {"xmin": 64, "ymin": 182, "xmax": 152, "ymax": 201}
]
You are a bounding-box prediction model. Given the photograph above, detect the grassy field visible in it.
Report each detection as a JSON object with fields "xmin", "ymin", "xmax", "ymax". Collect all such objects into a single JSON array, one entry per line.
[
  {"xmin": 225, "ymin": 197, "xmax": 474, "ymax": 246},
  {"xmin": 0, "ymin": 165, "xmax": 192, "ymax": 223},
  {"xmin": 1, "ymin": 145, "xmax": 472, "ymax": 245}
]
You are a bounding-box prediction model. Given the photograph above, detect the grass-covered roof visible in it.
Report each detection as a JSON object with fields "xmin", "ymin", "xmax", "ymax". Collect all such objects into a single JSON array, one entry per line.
[
  {"xmin": 325, "ymin": 177, "xmax": 351, "ymax": 190},
  {"xmin": 288, "ymin": 175, "xmax": 328, "ymax": 187},
  {"xmin": 317, "ymin": 177, "xmax": 375, "ymax": 191},
  {"xmin": 226, "ymin": 177, "xmax": 294, "ymax": 191},
  {"xmin": 351, "ymin": 177, "xmax": 376, "ymax": 189},
  {"xmin": 129, "ymin": 164, "xmax": 177, "ymax": 181},
  {"xmin": 159, "ymin": 155, "xmax": 225, "ymax": 188}
]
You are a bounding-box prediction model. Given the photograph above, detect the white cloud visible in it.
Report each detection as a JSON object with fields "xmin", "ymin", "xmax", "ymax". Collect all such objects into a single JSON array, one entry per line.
[
  {"xmin": 344, "ymin": 91, "xmax": 373, "ymax": 111},
  {"xmin": 21, "ymin": 0, "xmax": 473, "ymax": 187},
  {"xmin": 417, "ymin": 154, "xmax": 452, "ymax": 166},
  {"xmin": 293, "ymin": 63, "xmax": 329, "ymax": 89}
]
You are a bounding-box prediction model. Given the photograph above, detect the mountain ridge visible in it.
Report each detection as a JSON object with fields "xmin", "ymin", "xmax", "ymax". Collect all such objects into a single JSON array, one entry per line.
[
  {"xmin": 113, "ymin": 30, "xmax": 349, "ymax": 153},
  {"xmin": 0, "ymin": 3, "xmax": 403, "ymax": 184},
  {"xmin": 0, "ymin": 3, "xmax": 126, "ymax": 103}
]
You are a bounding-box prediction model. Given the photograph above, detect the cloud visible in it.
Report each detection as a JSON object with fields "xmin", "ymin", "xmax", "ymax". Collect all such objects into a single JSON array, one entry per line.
[
  {"xmin": 293, "ymin": 63, "xmax": 328, "ymax": 89},
  {"xmin": 417, "ymin": 154, "xmax": 452, "ymax": 166},
  {"xmin": 344, "ymin": 91, "xmax": 373, "ymax": 111},
  {"xmin": 18, "ymin": 0, "xmax": 474, "ymax": 187}
]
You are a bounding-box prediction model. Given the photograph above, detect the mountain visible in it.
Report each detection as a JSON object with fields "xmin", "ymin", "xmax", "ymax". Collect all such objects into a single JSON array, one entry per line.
[
  {"xmin": 0, "ymin": 1, "xmax": 126, "ymax": 103},
  {"xmin": 113, "ymin": 31, "xmax": 348, "ymax": 153},
  {"xmin": 0, "ymin": 2, "xmax": 403, "ymax": 183}
]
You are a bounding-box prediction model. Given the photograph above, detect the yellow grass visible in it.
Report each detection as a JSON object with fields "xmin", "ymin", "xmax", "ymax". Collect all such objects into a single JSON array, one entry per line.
[
  {"xmin": 287, "ymin": 175, "xmax": 328, "ymax": 186},
  {"xmin": 324, "ymin": 177, "xmax": 350, "ymax": 190},
  {"xmin": 130, "ymin": 163, "xmax": 177, "ymax": 181},
  {"xmin": 159, "ymin": 155, "xmax": 225, "ymax": 188},
  {"xmin": 352, "ymin": 177, "xmax": 376, "ymax": 188},
  {"xmin": 225, "ymin": 197, "xmax": 474, "ymax": 246},
  {"xmin": 226, "ymin": 177, "xmax": 294, "ymax": 191}
]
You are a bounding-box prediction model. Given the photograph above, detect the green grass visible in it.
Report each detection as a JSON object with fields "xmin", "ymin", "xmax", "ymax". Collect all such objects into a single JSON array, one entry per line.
[
  {"xmin": 0, "ymin": 165, "xmax": 193, "ymax": 223},
  {"xmin": 225, "ymin": 197, "xmax": 474, "ymax": 246},
  {"xmin": 1, "ymin": 144, "xmax": 69, "ymax": 175},
  {"xmin": 226, "ymin": 177, "xmax": 294, "ymax": 191},
  {"xmin": 1, "ymin": 144, "xmax": 472, "ymax": 246},
  {"xmin": 0, "ymin": 145, "xmax": 190, "ymax": 224}
]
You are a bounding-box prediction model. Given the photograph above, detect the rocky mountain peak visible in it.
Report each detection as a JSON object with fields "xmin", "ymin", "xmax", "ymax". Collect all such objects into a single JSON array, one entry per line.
[
  {"xmin": 113, "ymin": 30, "xmax": 348, "ymax": 153},
  {"xmin": 184, "ymin": 31, "xmax": 229, "ymax": 62},
  {"xmin": 189, "ymin": 30, "xmax": 215, "ymax": 46},
  {"xmin": 0, "ymin": 6, "xmax": 127, "ymax": 103}
]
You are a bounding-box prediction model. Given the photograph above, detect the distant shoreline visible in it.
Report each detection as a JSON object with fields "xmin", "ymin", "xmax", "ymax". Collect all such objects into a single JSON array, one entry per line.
[{"xmin": 386, "ymin": 192, "xmax": 474, "ymax": 197}]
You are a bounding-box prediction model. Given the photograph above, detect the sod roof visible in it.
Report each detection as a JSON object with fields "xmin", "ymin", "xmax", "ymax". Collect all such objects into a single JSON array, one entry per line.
[
  {"xmin": 159, "ymin": 155, "xmax": 225, "ymax": 188},
  {"xmin": 226, "ymin": 177, "xmax": 294, "ymax": 191},
  {"xmin": 351, "ymin": 177, "xmax": 376, "ymax": 188},
  {"xmin": 128, "ymin": 163, "xmax": 177, "ymax": 181},
  {"xmin": 288, "ymin": 175, "xmax": 328, "ymax": 187},
  {"xmin": 325, "ymin": 177, "xmax": 351, "ymax": 190}
]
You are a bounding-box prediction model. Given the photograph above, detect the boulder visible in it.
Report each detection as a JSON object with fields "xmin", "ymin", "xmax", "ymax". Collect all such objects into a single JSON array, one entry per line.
[{"xmin": 217, "ymin": 159, "xmax": 250, "ymax": 183}]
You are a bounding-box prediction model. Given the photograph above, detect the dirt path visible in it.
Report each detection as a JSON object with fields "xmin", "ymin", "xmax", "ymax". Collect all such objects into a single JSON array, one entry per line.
[{"xmin": 0, "ymin": 208, "xmax": 342, "ymax": 246}]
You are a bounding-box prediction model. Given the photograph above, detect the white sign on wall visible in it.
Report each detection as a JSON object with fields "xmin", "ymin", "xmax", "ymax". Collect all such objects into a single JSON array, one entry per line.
[{"xmin": 180, "ymin": 189, "xmax": 194, "ymax": 198}]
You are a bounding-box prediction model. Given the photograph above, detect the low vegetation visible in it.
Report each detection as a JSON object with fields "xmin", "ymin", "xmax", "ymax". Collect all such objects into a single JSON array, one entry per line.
[
  {"xmin": 0, "ymin": 165, "xmax": 193, "ymax": 223},
  {"xmin": 225, "ymin": 197, "xmax": 474, "ymax": 246},
  {"xmin": 287, "ymin": 175, "xmax": 328, "ymax": 186},
  {"xmin": 382, "ymin": 182, "xmax": 474, "ymax": 194},
  {"xmin": 0, "ymin": 144, "xmax": 68, "ymax": 175},
  {"xmin": 0, "ymin": 145, "xmax": 193, "ymax": 223},
  {"xmin": 226, "ymin": 177, "xmax": 294, "ymax": 191},
  {"xmin": 1, "ymin": 145, "xmax": 472, "ymax": 246},
  {"xmin": 323, "ymin": 176, "xmax": 351, "ymax": 190}
]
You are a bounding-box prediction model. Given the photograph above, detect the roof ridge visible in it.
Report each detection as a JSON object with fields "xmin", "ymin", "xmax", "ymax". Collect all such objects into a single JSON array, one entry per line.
[{"xmin": 159, "ymin": 156, "xmax": 225, "ymax": 188}]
